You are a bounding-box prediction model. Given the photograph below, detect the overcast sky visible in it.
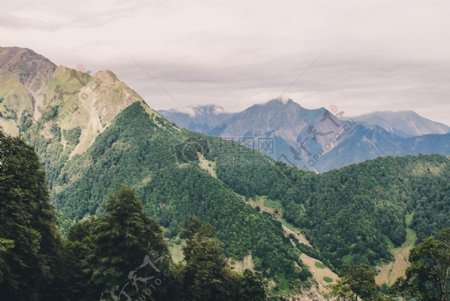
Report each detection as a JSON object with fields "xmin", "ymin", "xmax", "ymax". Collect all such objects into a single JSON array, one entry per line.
[{"xmin": 1, "ymin": 0, "xmax": 450, "ymax": 124}]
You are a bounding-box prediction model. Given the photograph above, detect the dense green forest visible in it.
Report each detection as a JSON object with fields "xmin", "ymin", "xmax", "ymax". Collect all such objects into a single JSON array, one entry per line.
[
  {"xmin": 1, "ymin": 46, "xmax": 449, "ymax": 300},
  {"xmin": 0, "ymin": 130, "xmax": 62, "ymax": 300},
  {"xmin": 0, "ymin": 131, "xmax": 266, "ymax": 300},
  {"xmin": 214, "ymin": 144, "xmax": 450, "ymax": 271}
]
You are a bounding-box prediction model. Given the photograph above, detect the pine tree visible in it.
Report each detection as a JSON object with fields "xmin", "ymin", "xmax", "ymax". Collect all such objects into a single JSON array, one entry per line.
[
  {"xmin": 182, "ymin": 216, "xmax": 266, "ymax": 301},
  {"xmin": 0, "ymin": 131, "xmax": 62, "ymax": 300},
  {"xmin": 403, "ymin": 228, "xmax": 450, "ymax": 301},
  {"xmin": 89, "ymin": 187, "xmax": 170, "ymax": 300},
  {"xmin": 182, "ymin": 218, "xmax": 229, "ymax": 301},
  {"xmin": 238, "ymin": 270, "xmax": 266, "ymax": 301},
  {"xmin": 63, "ymin": 217, "xmax": 99, "ymax": 301}
]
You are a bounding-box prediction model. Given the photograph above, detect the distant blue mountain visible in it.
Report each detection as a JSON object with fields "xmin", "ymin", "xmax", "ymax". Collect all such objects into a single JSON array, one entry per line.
[
  {"xmin": 351, "ymin": 111, "xmax": 450, "ymax": 138},
  {"xmin": 159, "ymin": 99, "xmax": 450, "ymax": 172}
]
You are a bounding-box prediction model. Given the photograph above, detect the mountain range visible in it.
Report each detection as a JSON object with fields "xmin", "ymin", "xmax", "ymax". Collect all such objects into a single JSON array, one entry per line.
[
  {"xmin": 160, "ymin": 100, "xmax": 450, "ymax": 172},
  {"xmin": 1, "ymin": 47, "xmax": 450, "ymax": 299},
  {"xmin": 351, "ymin": 110, "xmax": 450, "ymax": 138}
]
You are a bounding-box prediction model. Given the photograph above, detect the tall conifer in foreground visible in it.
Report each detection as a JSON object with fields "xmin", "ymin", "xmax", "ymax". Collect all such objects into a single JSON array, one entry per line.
[
  {"xmin": 90, "ymin": 187, "xmax": 170, "ymax": 300},
  {"xmin": 182, "ymin": 216, "xmax": 266, "ymax": 301},
  {"xmin": 0, "ymin": 130, "xmax": 62, "ymax": 301},
  {"xmin": 402, "ymin": 228, "xmax": 450, "ymax": 301}
]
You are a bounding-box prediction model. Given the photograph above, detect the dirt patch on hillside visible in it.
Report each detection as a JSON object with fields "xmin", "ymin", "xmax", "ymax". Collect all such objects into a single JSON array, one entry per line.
[
  {"xmin": 376, "ymin": 227, "xmax": 416, "ymax": 285},
  {"xmin": 230, "ymin": 254, "xmax": 255, "ymax": 273},
  {"xmin": 248, "ymin": 197, "xmax": 337, "ymax": 293},
  {"xmin": 300, "ymin": 253, "xmax": 338, "ymax": 293},
  {"xmin": 283, "ymin": 225, "xmax": 312, "ymax": 248},
  {"xmin": 285, "ymin": 285, "xmax": 328, "ymax": 301},
  {"xmin": 197, "ymin": 152, "xmax": 217, "ymax": 178}
]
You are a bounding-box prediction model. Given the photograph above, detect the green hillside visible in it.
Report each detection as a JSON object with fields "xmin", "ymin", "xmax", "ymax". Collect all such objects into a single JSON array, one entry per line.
[{"xmin": 215, "ymin": 150, "xmax": 450, "ymax": 271}]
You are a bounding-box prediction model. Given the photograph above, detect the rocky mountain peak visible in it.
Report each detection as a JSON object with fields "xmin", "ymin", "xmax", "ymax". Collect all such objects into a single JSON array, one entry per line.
[{"xmin": 0, "ymin": 47, "xmax": 56, "ymax": 93}]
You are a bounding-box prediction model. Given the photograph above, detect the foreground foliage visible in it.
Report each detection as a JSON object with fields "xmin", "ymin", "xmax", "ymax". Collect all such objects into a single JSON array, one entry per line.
[
  {"xmin": 0, "ymin": 131, "xmax": 63, "ymax": 301},
  {"xmin": 394, "ymin": 228, "xmax": 450, "ymax": 301}
]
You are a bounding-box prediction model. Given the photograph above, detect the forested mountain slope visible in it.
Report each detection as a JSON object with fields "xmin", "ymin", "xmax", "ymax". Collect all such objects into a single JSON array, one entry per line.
[
  {"xmin": 214, "ymin": 150, "xmax": 450, "ymax": 272},
  {"xmin": 47, "ymin": 103, "xmax": 311, "ymax": 292}
]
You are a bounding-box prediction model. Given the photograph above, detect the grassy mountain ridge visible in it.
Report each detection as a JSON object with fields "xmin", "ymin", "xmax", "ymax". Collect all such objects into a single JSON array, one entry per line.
[{"xmin": 0, "ymin": 47, "xmax": 153, "ymax": 154}]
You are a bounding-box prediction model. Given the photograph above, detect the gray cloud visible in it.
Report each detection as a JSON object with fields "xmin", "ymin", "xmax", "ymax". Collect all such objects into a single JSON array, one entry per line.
[
  {"xmin": 0, "ymin": 0, "xmax": 143, "ymax": 30},
  {"xmin": 1, "ymin": 0, "xmax": 449, "ymax": 124}
]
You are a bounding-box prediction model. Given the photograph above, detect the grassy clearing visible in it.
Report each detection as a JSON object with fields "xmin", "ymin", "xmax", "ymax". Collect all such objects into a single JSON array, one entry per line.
[
  {"xmin": 264, "ymin": 198, "xmax": 283, "ymax": 213},
  {"xmin": 248, "ymin": 196, "xmax": 280, "ymax": 217},
  {"xmin": 197, "ymin": 152, "xmax": 217, "ymax": 178},
  {"xmin": 300, "ymin": 253, "xmax": 338, "ymax": 292},
  {"xmin": 229, "ymin": 253, "xmax": 255, "ymax": 273},
  {"xmin": 280, "ymin": 220, "xmax": 312, "ymax": 248},
  {"xmin": 375, "ymin": 213, "xmax": 417, "ymax": 285},
  {"xmin": 168, "ymin": 237, "xmax": 185, "ymax": 264},
  {"xmin": 315, "ymin": 262, "xmax": 326, "ymax": 269}
]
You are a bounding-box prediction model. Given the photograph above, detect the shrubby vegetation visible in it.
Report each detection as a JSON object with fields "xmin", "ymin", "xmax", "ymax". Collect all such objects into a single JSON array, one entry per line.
[
  {"xmin": 1, "ymin": 106, "xmax": 17, "ymax": 120},
  {"xmin": 63, "ymin": 127, "xmax": 81, "ymax": 145},
  {"xmin": 19, "ymin": 110, "xmax": 33, "ymax": 132}
]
